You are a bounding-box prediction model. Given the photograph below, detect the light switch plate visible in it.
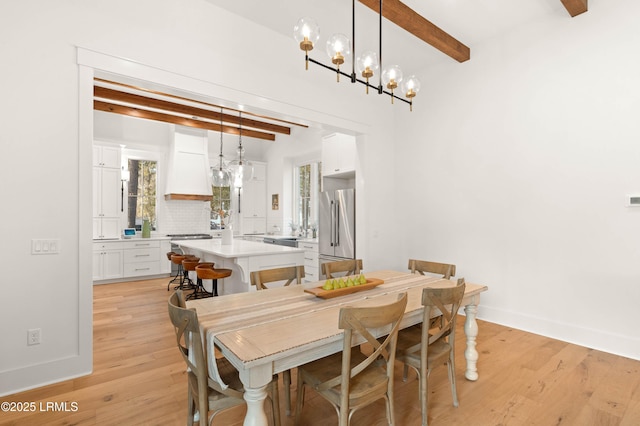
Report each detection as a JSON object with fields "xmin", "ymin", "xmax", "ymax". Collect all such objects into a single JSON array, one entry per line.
[{"xmin": 31, "ymin": 239, "xmax": 60, "ymax": 254}]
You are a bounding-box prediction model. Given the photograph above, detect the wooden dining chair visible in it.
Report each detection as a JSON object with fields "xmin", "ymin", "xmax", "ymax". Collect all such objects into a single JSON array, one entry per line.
[
  {"xmin": 168, "ymin": 291, "xmax": 281, "ymax": 426},
  {"xmin": 250, "ymin": 265, "xmax": 305, "ymax": 290},
  {"xmin": 408, "ymin": 259, "xmax": 456, "ymax": 279},
  {"xmin": 249, "ymin": 265, "xmax": 305, "ymax": 416},
  {"xmin": 395, "ymin": 280, "xmax": 466, "ymax": 426},
  {"xmin": 321, "ymin": 259, "xmax": 363, "ymax": 279},
  {"xmin": 294, "ymin": 292, "xmax": 408, "ymax": 426}
]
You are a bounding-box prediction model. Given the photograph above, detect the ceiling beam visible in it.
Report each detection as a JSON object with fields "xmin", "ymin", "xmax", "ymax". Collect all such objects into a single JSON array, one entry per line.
[
  {"xmin": 94, "ymin": 86, "xmax": 290, "ymax": 135},
  {"xmin": 358, "ymin": 0, "xmax": 470, "ymax": 63},
  {"xmin": 94, "ymin": 100, "xmax": 276, "ymax": 141},
  {"xmin": 560, "ymin": 0, "xmax": 587, "ymax": 17}
]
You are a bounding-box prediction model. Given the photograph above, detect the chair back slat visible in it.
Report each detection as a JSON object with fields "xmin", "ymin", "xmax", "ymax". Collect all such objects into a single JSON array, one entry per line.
[
  {"xmin": 250, "ymin": 266, "xmax": 305, "ymax": 290},
  {"xmin": 408, "ymin": 259, "xmax": 456, "ymax": 279},
  {"xmin": 321, "ymin": 259, "xmax": 363, "ymax": 279}
]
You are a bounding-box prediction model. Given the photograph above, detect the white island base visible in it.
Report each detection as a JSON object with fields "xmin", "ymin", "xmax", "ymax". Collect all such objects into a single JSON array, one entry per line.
[{"xmin": 176, "ymin": 239, "xmax": 305, "ymax": 295}]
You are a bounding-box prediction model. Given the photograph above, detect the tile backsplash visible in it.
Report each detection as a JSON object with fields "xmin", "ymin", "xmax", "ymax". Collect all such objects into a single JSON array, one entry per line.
[{"xmin": 162, "ymin": 200, "xmax": 211, "ymax": 235}]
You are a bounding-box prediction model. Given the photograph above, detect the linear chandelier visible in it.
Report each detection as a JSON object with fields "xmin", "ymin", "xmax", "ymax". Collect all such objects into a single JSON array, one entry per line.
[{"xmin": 294, "ymin": 0, "xmax": 421, "ymax": 111}]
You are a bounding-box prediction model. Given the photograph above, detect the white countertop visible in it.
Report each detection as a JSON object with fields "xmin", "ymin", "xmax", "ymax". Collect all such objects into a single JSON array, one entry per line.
[{"xmin": 175, "ymin": 238, "xmax": 304, "ymax": 258}]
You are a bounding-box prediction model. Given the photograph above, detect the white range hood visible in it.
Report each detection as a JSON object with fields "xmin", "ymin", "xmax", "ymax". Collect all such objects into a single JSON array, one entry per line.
[{"xmin": 165, "ymin": 127, "xmax": 213, "ymax": 201}]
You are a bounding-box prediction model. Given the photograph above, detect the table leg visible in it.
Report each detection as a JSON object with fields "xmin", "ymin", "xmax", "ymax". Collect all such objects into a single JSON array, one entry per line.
[
  {"xmin": 243, "ymin": 385, "xmax": 269, "ymax": 426},
  {"xmin": 463, "ymin": 302, "xmax": 479, "ymax": 381}
]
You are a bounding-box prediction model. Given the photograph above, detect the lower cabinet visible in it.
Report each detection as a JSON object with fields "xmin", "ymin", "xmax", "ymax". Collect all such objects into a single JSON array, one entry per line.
[
  {"xmin": 123, "ymin": 240, "xmax": 161, "ymax": 278},
  {"xmin": 93, "ymin": 241, "xmax": 124, "ymax": 281},
  {"xmin": 93, "ymin": 239, "xmax": 172, "ymax": 283},
  {"xmin": 298, "ymin": 240, "xmax": 319, "ymax": 283}
]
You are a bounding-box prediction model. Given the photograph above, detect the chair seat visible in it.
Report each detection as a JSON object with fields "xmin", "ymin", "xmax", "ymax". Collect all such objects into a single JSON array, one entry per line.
[
  {"xmin": 299, "ymin": 349, "xmax": 388, "ymax": 404},
  {"xmin": 397, "ymin": 327, "xmax": 452, "ymax": 366},
  {"xmin": 171, "ymin": 254, "xmax": 186, "ymax": 264}
]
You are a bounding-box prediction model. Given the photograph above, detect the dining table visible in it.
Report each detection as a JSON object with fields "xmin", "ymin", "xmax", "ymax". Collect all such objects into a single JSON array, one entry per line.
[{"xmin": 186, "ymin": 270, "xmax": 489, "ymax": 426}]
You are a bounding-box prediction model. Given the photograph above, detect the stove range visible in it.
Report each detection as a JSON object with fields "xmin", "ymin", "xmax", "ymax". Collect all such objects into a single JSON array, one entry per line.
[{"xmin": 167, "ymin": 233, "xmax": 213, "ymax": 240}]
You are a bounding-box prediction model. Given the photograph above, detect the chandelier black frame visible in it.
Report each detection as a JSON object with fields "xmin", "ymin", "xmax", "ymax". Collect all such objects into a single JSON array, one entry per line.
[{"xmin": 296, "ymin": 0, "xmax": 419, "ymax": 110}]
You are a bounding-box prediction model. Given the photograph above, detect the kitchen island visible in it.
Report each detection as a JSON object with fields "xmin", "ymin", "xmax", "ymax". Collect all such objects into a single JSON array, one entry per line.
[{"xmin": 175, "ymin": 239, "xmax": 305, "ymax": 295}]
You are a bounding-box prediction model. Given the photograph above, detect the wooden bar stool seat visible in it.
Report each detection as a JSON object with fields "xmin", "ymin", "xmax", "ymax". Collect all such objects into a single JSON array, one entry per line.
[{"xmin": 192, "ymin": 263, "xmax": 232, "ymax": 299}]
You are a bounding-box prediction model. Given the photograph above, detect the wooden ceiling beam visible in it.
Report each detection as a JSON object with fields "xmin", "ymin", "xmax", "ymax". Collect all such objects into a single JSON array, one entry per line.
[
  {"xmin": 560, "ymin": 0, "xmax": 588, "ymax": 17},
  {"xmin": 358, "ymin": 0, "xmax": 470, "ymax": 63},
  {"xmin": 94, "ymin": 86, "xmax": 290, "ymax": 135},
  {"xmin": 94, "ymin": 100, "xmax": 276, "ymax": 141}
]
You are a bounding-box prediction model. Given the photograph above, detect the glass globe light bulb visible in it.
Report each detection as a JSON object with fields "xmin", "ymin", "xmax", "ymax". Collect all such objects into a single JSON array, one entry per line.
[
  {"xmin": 293, "ymin": 17, "xmax": 320, "ymax": 52},
  {"xmin": 356, "ymin": 51, "xmax": 379, "ymax": 94},
  {"xmin": 401, "ymin": 75, "xmax": 421, "ymax": 99},
  {"xmin": 325, "ymin": 33, "xmax": 350, "ymax": 66},
  {"xmin": 211, "ymin": 166, "xmax": 231, "ymax": 188},
  {"xmin": 381, "ymin": 65, "xmax": 403, "ymax": 104},
  {"xmin": 381, "ymin": 65, "xmax": 403, "ymax": 89}
]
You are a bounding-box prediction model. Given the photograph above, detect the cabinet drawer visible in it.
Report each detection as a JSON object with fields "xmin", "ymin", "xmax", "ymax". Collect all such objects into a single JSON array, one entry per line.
[
  {"xmin": 303, "ymin": 267, "xmax": 319, "ymax": 283},
  {"xmin": 304, "ymin": 256, "xmax": 318, "ymax": 269},
  {"xmin": 125, "ymin": 240, "xmax": 160, "ymax": 249},
  {"xmin": 124, "ymin": 261, "xmax": 160, "ymax": 277},
  {"xmin": 124, "ymin": 248, "xmax": 160, "ymax": 263},
  {"xmin": 303, "ymin": 250, "xmax": 319, "ymax": 264},
  {"xmin": 93, "ymin": 241, "xmax": 124, "ymax": 251},
  {"xmin": 298, "ymin": 242, "xmax": 318, "ymax": 251}
]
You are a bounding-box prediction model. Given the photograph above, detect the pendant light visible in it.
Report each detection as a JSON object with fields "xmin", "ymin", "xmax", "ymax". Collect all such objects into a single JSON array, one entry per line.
[
  {"xmin": 229, "ymin": 111, "xmax": 253, "ymax": 188},
  {"xmin": 211, "ymin": 107, "xmax": 231, "ymax": 188}
]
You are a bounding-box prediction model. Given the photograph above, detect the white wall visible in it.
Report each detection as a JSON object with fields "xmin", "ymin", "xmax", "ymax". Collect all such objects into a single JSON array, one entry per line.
[{"xmin": 394, "ymin": 0, "xmax": 640, "ymax": 359}]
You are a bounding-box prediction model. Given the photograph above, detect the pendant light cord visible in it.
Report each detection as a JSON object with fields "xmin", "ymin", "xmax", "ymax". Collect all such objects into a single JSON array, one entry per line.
[{"xmin": 218, "ymin": 107, "xmax": 224, "ymax": 170}]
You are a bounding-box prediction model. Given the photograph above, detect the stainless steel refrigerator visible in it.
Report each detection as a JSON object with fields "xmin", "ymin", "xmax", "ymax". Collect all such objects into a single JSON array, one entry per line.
[{"xmin": 319, "ymin": 188, "xmax": 355, "ymax": 273}]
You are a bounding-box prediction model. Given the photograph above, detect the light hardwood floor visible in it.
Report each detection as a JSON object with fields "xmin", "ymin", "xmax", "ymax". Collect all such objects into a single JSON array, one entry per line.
[{"xmin": 1, "ymin": 277, "xmax": 639, "ymax": 425}]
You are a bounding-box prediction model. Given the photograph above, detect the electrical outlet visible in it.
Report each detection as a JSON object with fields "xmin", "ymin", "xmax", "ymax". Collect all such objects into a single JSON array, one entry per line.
[{"xmin": 28, "ymin": 328, "xmax": 41, "ymax": 346}]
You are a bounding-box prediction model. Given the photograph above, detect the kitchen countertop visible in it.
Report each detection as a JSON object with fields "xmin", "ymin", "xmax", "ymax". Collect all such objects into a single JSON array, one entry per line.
[
  {"xmin": 94, "ymin": 235, "xmax": 171, "ymax": 242},
  {"xmin": 175, "ymin": 238, "xmax": 304, "ymax": 258}
]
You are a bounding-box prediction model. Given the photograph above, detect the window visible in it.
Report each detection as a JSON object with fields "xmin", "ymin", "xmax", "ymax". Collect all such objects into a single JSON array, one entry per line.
[
  {"xmin": 294, "ymin": 161, "xmax": 320, "ymax": 234},
  {"xmin": 210, "ymin": 185, "xmax": 231, "ymax": 229},
  {"xmin": 127, "ymin": 159, "xmax": 157, "ymax": 230}
]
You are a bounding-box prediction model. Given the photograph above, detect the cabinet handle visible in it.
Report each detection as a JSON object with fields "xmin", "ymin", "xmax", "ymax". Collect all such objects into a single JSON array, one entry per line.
[
  {"xmin": 135, "ymin": 254, "xmax": 150, "ymax": 257},
  {"xmin": 135, "ymin": 243, "xmax": 151, "ymax": 246},
  {"xmin": 135, "ymin": 268, "xmax": 151, "ymax": 271}
]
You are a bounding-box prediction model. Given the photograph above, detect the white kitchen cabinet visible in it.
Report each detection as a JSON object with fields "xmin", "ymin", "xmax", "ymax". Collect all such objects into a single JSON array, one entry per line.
[
  {"xmin": 93, "ymin": 144, "xmax": 120, "ymax": 168},
  {"xmin": 93, "ymin": 241, "xmax": 124, "ymax": 281},
  {"xmin": 93, "ymin": 239, "xmax": 172, "ymax": 282},
  {"xmin": 322, "ymin": 133, "xmax": 356, "ymax": 177},
  {"xmin": 123, "ymin": 240, "xmax": 161, "ymax": 278},
  {"xmin": 241, "ymin": 162, "xmax": 267, "ymax": 235},
  {"xmin": 93, "ymin": 144, "xmax": 121, "ymax": 239},
  {"xmin": 298, "ymin": 240, "xmax": 319, "ymax": 283}
]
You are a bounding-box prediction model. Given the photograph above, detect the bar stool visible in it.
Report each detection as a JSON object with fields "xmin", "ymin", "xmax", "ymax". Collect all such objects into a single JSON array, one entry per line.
[
  {"xmin": 191, "ymin": 263, "xmax": 232, "ymax": 299},
  {"xmin": 168, "ymin": 253, "xmax": 196, "ymax": 291},
  {"xmin": 166, "ymin": 251, "xmax": 180, "ymax": 290},
  {"xmin": 181, "ymin": 256, "xmax": 200, "ymax": 294}
]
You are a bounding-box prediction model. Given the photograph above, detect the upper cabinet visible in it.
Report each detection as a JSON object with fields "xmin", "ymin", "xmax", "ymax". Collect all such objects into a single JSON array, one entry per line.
[
  {"xmin": 322, "ymin": 133, "xmax": 356, "ymax": 178},
  {"xmin": 93, "ymin": 144, "xmax": 120, "ymax": 168},
  {"xmin": 93, "ymin": 144, "xmax": 122, "ymax": 239}
]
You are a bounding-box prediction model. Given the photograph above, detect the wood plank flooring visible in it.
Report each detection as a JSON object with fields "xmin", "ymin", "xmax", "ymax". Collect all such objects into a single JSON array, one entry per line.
[{"xmin": 1, "ymin": 277, "xmax": 639, "ymax": 425}]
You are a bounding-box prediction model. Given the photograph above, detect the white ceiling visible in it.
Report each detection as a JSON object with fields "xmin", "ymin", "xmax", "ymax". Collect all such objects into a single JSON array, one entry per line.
[{"xmin": 205, "ymin": 0, "xmax": 567, "ymax": 73}]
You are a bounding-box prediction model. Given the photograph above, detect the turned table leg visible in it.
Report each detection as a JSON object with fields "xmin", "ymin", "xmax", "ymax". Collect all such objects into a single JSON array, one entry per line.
[{"xmin": 463, "ymin": 302, "xmax": 480, "ymax": 381}]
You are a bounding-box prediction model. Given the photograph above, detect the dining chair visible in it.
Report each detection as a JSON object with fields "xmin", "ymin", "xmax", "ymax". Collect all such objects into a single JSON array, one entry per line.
[
  {"xmin": 294, "ymin": 292, "xmax": 408, "ymax": 426},
  {"xmin": 250, "ymin": 265, "xmax": 305, "ymax": 290},
  {"xmin": 321, "ymin": 259, "xmax": 363, "ymax": 279},
  {"xmin": 249, "ymin": 265, "xmax": 305, "ymax": 416},
  {"xmin": 395, "ymin": 280, "xmax": 466, "ymax": 426},
  {"xmin": 168, "ymin": 291, "xmax": 281, "ymax": 426},
  {"xmin": 408, "ymin": 259, "xmax": 456, "ymax": 279}
]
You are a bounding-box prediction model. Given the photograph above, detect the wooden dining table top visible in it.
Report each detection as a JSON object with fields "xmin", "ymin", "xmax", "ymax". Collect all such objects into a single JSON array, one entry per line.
[{"xmin": 187, "ymin": 270, "xmax": 488, "ymax": 374}]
